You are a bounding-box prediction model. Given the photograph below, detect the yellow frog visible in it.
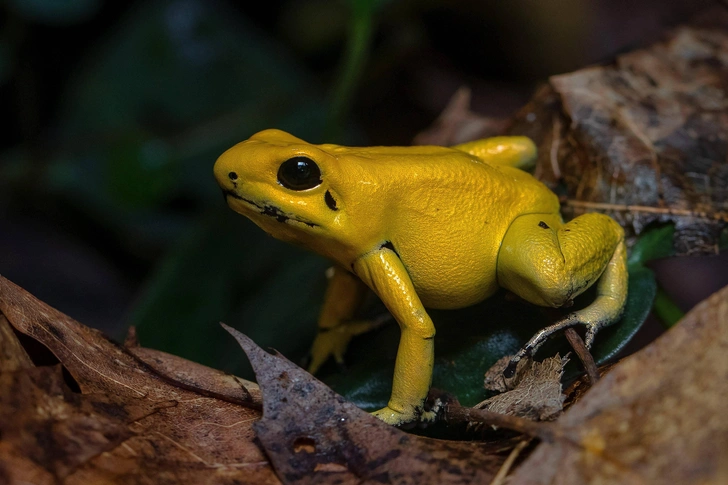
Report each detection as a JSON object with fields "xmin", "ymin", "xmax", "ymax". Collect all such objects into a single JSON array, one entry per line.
[{"xmin": 214, "ymin": 129, "xmax": 627, "ymax": 426}]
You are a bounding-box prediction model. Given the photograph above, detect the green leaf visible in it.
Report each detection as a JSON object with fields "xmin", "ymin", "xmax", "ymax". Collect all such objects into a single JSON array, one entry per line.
[
  {"xmin": 628, "ymin": 224, "xmax": 676, "ymax": 266},
  {"xmin": 321, "ymin": 262, "xmax": 656, "ymax": 410},
  {"xmin": 652, "ymin": 287, "xmax": 685, "ymax": 328}
]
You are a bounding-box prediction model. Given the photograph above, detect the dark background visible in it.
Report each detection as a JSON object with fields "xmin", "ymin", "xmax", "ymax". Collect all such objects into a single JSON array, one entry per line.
[{"xmin": 1, "ymin": 0, "xmax": 725, "ymax": 377}]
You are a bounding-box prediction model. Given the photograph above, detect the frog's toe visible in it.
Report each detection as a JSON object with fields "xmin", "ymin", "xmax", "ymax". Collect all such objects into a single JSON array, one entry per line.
[
  {"xmin": 307, "ymin": 347, "xmax": 334, "ymax": 375},
  {"xmin": 371, "ymin": 406, "xmax": 418, "ymax": 426},
  {"xmin": 419, "ymin": 409, "xmax": 437, "ymax": 423},
  {"xmin": 306, "ymin": 355, "xmax": 324, "ymax": 375}
]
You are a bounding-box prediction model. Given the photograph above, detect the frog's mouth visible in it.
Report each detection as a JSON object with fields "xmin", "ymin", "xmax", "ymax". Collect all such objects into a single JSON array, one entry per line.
[{"xmin": 223, "ymin": 189, "xmax": 318, "ymax": 228}]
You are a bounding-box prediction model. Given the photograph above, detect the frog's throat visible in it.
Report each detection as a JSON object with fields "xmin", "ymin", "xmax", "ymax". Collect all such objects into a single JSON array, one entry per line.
[{"xmin": 223, "ymin": 190, "xmax": 318, "ymax": 228}]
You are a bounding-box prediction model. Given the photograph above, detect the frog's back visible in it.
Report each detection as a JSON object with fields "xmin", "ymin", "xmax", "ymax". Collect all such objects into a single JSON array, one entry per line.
[
  {"xmin": 333, "ymin": 143, "xmax": 558, "ymax": 218},
  {"xmin": 330, "ymin": 144, "xmax": 559, "ymax": 310}
]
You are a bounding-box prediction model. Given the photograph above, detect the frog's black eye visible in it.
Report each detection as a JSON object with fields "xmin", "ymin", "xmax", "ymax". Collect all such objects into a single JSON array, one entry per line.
[{"xmin": 277, "ymin": 156, "xmax": 322, "ymax": 191}]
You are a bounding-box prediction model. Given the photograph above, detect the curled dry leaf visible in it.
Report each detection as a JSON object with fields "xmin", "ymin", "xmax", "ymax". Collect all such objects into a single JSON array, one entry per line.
[
  {"xmin": 0, "ymin": 276, "xmax": 277, "ymax": 485},
  {"xmin": 223, "ymin": 324, "xmax": 511, "ymax": 485},
  {"xmin": 477, "ymin": 354, "xmax": 568, "ymax": 422},
  {"xmin": 509, "ymin": 284, "xmax": 728, "ymax": 485},
  {"xmin": 483, "ymin": 354, "xmax": 532, "ymax": 393},
  {"xmin": 506, "ymin": 14, "xmax": 728, "ymax": 254},
  {"xmin": 126, "ymin": 344, "xmax": 263, "ymax": 410}
]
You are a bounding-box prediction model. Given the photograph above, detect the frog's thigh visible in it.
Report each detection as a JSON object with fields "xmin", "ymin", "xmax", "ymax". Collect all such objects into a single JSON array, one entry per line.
[
  {"xmin": 497, "ymin": 212, "xmax": 624, "ymax": 310},
  {"xmin": 453, "ymin": 136, "xmax": 537, "ymax": 169}
]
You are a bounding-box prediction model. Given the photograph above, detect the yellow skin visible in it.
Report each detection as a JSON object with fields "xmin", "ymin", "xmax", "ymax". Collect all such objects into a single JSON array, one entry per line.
[{"xmin": 214, "ymin": 129, "xmax": 628, "ymax": 426}]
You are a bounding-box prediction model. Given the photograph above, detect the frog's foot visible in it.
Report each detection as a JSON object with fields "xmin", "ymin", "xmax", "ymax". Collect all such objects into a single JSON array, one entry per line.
[
  {"xmin": 372, "ymin": 405, "xmax": 436, "ymax": 427},
  {"xmin": 503, "ymin": 314, "xmax": 582, "ymax": 378},
  {"xmin": 307, "ymin": 318, "xmax": 387, "ymax": 375}
]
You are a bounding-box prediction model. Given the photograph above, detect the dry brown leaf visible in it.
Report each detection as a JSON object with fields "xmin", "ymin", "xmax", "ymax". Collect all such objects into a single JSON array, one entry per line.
[
  {"xmin": 483, "ymin": 354, "xmax": 533, "ymax": 393},
  {"xmin": 509, "ymin": 284, "xmax": 728, "ymax": 484},
  {"xmin": 477, "ymin": 354, "xmax": 567, "ymax": 422},
  {"xmin": 0, "ymin": 366, "xmax": 135, "ymax": 484},
  {"xmin": 0, "ymin": 275, "xmax": 278, "ymax": 485},
  {"xmin": 126, "ymin": 343, "xmax": 263, "ymax": 409},
  {"xmin": 223, "ymin": 324, "xmax": 512, "ymax": 485},
  {"xmin": 412, "ymin": 86, "xmax": 509, "ymax": 146},
  {"xmin": 506, "ymin": 14, "xmax": 728, "ymax": 254},
  {"xmin": 0, "ymin": 315, "xmax": 33, "ymax": 372}
]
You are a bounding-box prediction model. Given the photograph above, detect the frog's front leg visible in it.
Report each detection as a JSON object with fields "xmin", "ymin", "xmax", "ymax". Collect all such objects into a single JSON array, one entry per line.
[
  {"xmin": 497, "ymin": 212, "xmax": 628, "ymax": 376},
  {"xmin": 308, "ymin": 266, "xmax": 374, "ymax": 374},
  {"xmin": 353, "ymin": 246, "xmax": 436, "ymax": 426}
]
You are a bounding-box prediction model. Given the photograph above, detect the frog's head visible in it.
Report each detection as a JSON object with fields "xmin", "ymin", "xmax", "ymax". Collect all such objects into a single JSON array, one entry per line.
[{"xmin": 214, "ymin": 129, "xmax": 365, "ymax": 257}]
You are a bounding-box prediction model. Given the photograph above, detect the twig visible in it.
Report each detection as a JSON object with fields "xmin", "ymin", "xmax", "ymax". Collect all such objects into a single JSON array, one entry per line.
[
  {"xmin": 445, "ymin": 400, "xmax": 559, "ymax": 443},
  {"xmin": 489, "ymin": 439, "xmax": 531, "ymax": 485},
  {"xmin": 564, "ymin": 199, "xmax": 728, "ymax": 222},
  {"xmin": 564, "ymin": 328, "xmax": 600, "ymax": 386}
]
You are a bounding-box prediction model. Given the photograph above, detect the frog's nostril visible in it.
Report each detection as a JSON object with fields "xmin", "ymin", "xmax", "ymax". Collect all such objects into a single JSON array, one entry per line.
[{"xmin": 228, "ymin": 172, "xmax": 238, "ymax": 180}]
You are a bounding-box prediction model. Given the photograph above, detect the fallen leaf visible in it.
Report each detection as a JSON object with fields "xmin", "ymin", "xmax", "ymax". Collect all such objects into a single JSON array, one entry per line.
[
  {"xmin": 0, "ymin": 275, "xmax": 278, "ymax": 484},
  {"xmin": 483, "ymin": 355, "xmax": 527, "ymax": 393},
  {"xmin": 0, "ymin": 365, "xmax": 133, "ymax": 484},
  {"xmin": 509, "ymin": 284, "xmax": 728, "ymax": 484},
  {"xmin": 477, "ymin": 354, "xmax": 568, "ymax": 422},
  {"xmin": 126, "ymin": 340, "xmax": 263, "ymax": 409},
  {"xmin": 412, "ymin": 87, "xmax": 509, "ymax": 146},
  {"xmin": 223, "ymin": 323, "xmax": 512, "ymax": 484},
  {"xmin": 0, "ymin": 315, "xmax": 33, "ymax": 372}
]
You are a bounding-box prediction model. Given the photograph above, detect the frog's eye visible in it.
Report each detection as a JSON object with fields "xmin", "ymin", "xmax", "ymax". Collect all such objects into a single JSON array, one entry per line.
[{"xmin": 277, "ymin": 156, "xmax": 322, "ymax": 190}]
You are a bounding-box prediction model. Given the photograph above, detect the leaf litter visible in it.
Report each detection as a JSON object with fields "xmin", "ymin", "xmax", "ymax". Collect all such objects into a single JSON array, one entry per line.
[
  {"xmin": 2, "ymin": 9, "xmax": 728, "ymax": 485},
  {"xmin": 0, "ymin": 275, "xmax": 276, "ymax": 485},
  {"xmin": 2, "ymin": 251, "xmax": 727, "ymax": 483}
]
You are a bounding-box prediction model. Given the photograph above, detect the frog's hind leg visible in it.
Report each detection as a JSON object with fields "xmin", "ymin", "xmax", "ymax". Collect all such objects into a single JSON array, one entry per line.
[
  {"xmin": 452, "ymin": 137, "xmax": 537, "ymax": 170},
  {"xmin": 496, "ymin": 213, "xmax": 628, "ymax": 377}
]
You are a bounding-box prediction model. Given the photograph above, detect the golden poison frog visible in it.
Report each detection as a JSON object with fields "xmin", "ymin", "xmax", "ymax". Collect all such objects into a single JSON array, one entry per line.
[{"xmin": 214, "ymin": 129, "xmax": 627, "ymax": 426}]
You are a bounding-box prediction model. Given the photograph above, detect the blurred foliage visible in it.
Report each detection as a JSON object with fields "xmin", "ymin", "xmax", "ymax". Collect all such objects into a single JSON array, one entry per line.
[
  {"xmin": 1, "ymin": 0, "xmax": 713, "ymax": 408},
  {"xmin": 7, "ymin": 0, "xmax": 102, "ymax": 25},
  {"xmin": 1, "ymin": 0, "xmax": 378, "ymax": 374}
]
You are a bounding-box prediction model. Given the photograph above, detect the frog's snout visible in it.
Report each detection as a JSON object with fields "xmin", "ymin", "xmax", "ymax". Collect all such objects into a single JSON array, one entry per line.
[
  {"xmin": 213, "ymin": 151, "xmax": 241, "ymax": 190},
  {"xmin": 214, "ymin": 155, "xmax": 242, "ymax": 203}
]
